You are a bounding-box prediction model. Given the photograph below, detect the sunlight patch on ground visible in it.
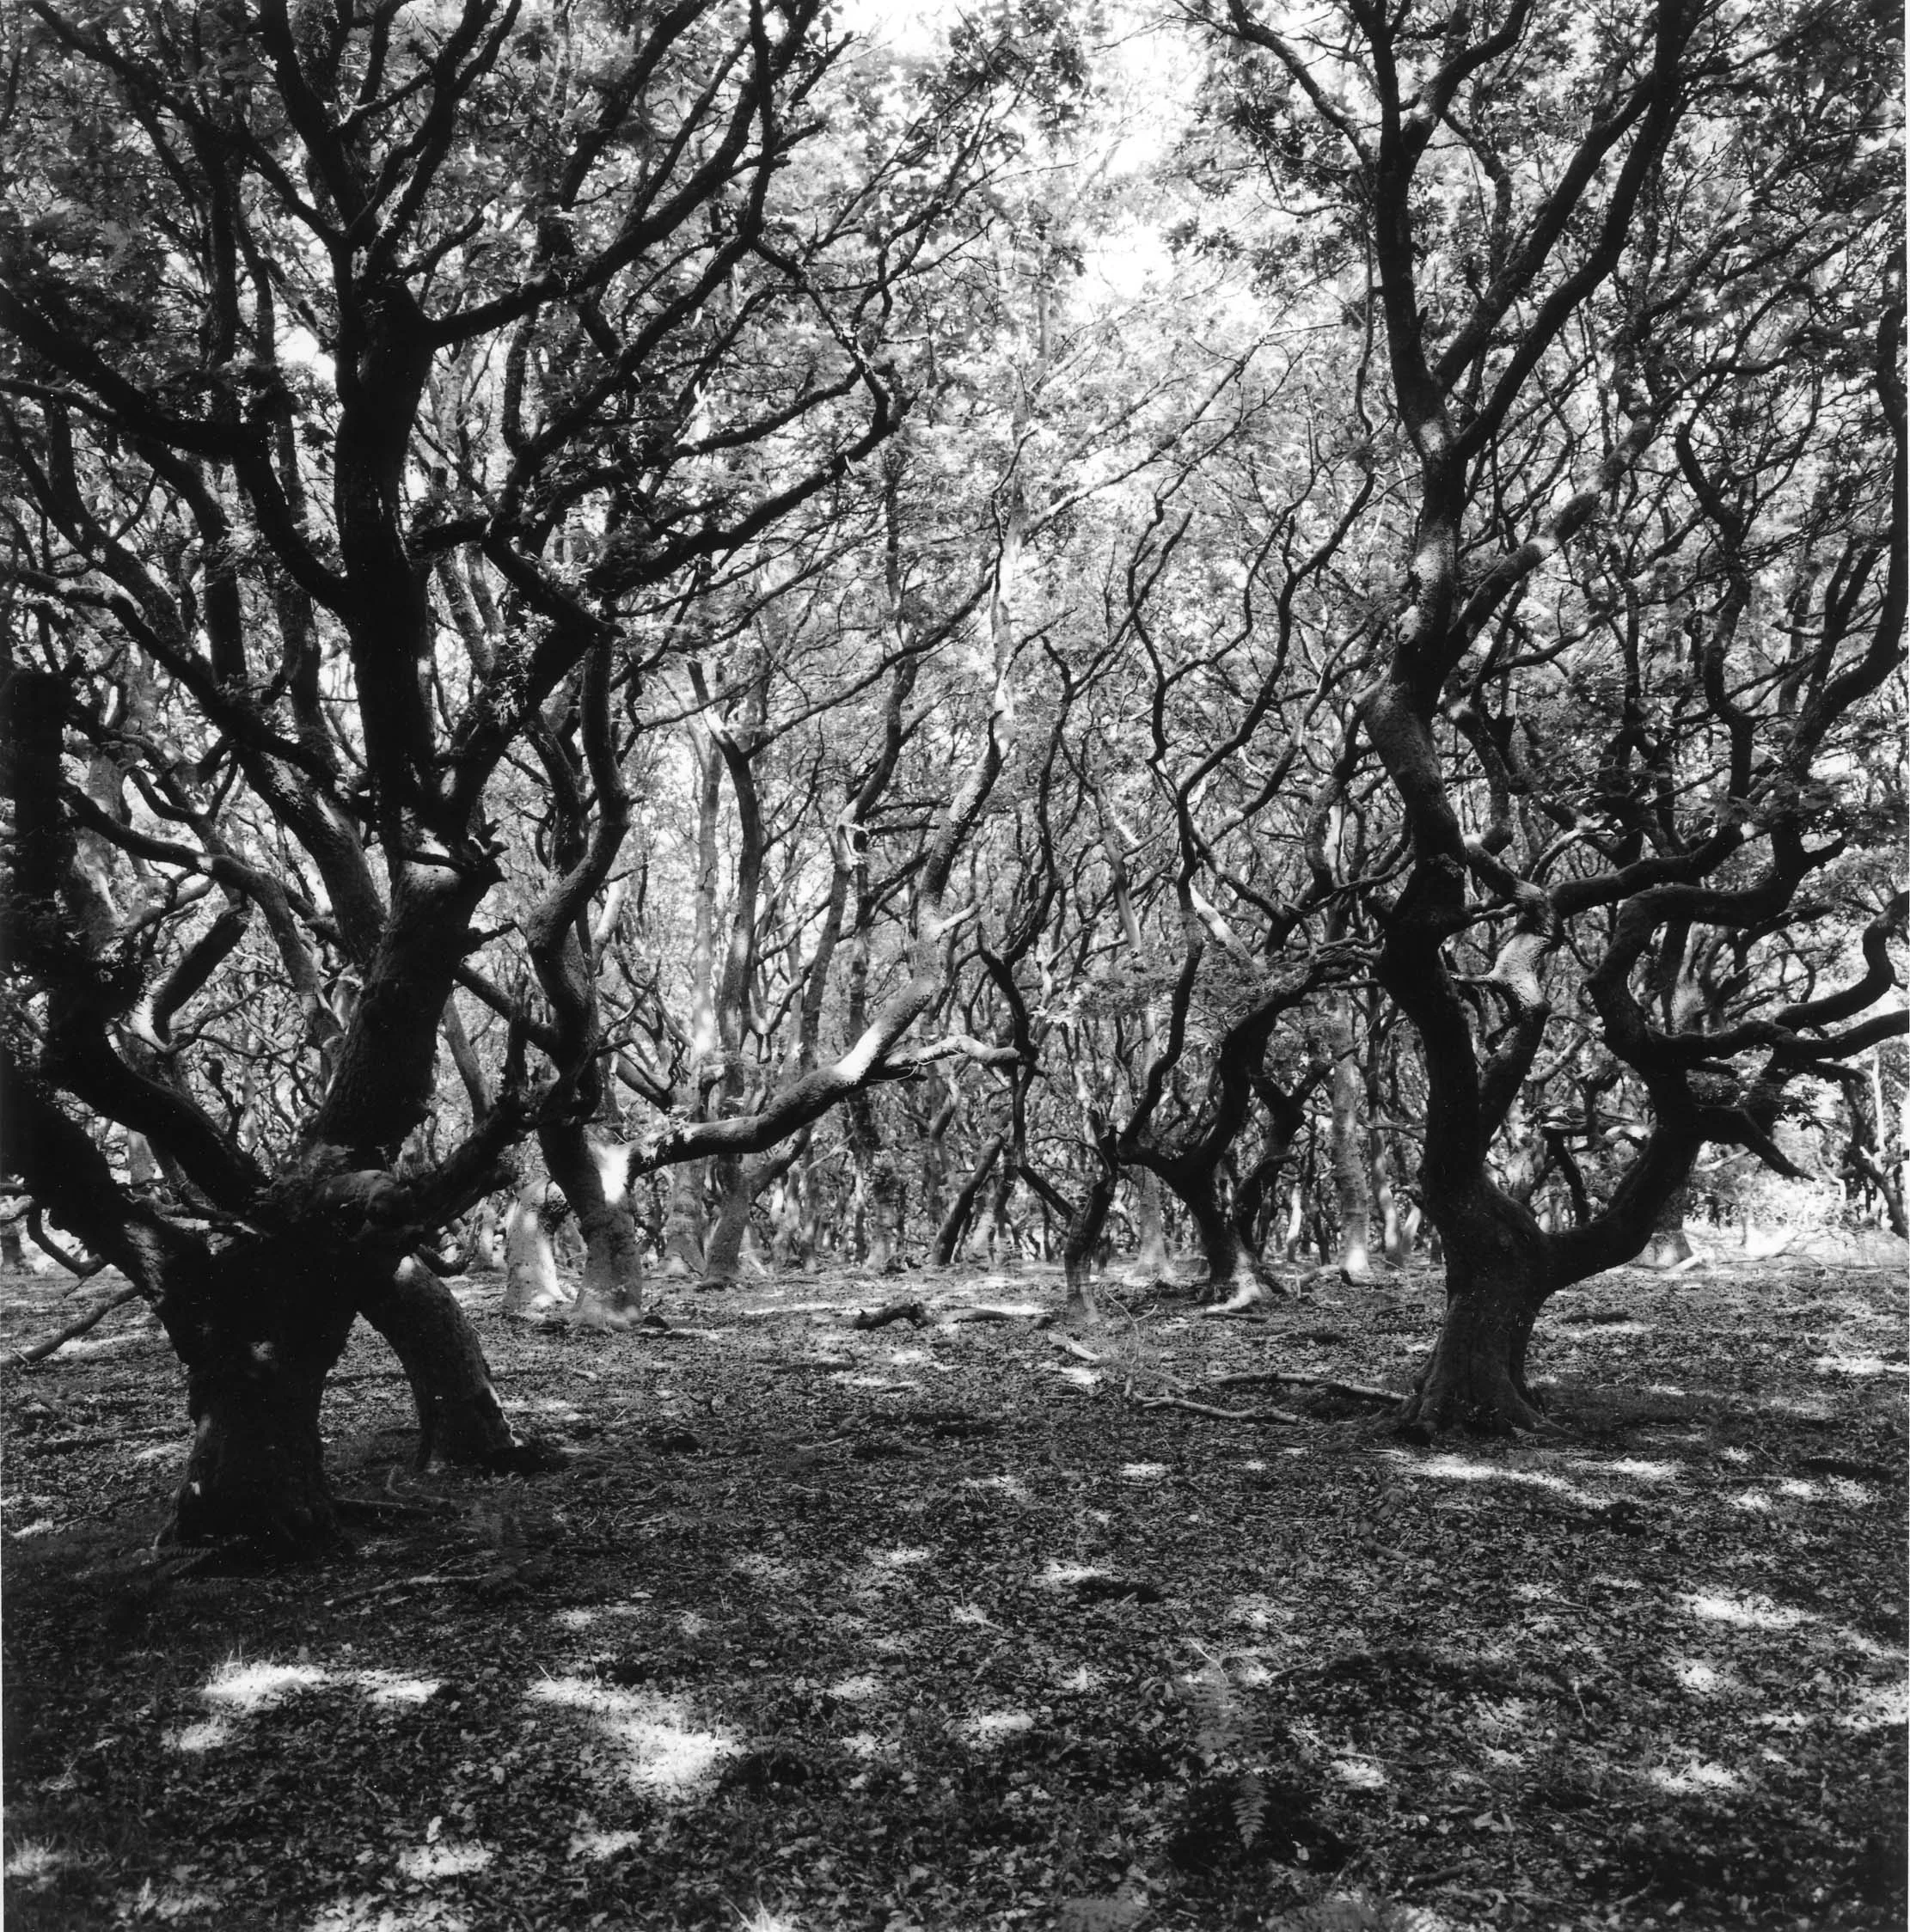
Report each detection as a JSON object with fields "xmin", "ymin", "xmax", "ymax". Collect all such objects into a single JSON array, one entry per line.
[
  {"xmin": 950, "ymin": 1603, "xmax": 995, "ymax": 1625},
  {"xmin": 203, "ymin": 1660, "xmax": 329, "ymax": 1710},
  {"xmin": 1776, "ymin": 1478, "xmax": 1819, "ymax": 1500},
  {"xmin": 960, "ymin": 1475, "xmax": 1029, "ymax": 1499},
  {"xmin": 567, "ymin": 1828, "xmax": 645, "ymax": 1862},
  {"xmin": 959, "ymin": 1709, "xmax": 1034, "ymax": 1746},
  {"xmin": 842, "ymin": 1730, "xmax": 896, "ymax": 1760},
  {"xmin": 1118, "ymin": 1462, "xmax": 1167, "ymax": 1481},
  {"xmin": 1232, "ymin": 1659, "xmax": 1277, "ymax": 1687},
  {"xmin": 677, "ymin": 1611, "xmax": 708, "ymax": 1636},
  {"xmin": 4, "ymin": 1841, "xmax": 79, "ymax": 1881},
  {"xmin": 1840, "ymin": 1682, "xmax": 1908, "ymax": 1730},
  {"xmin": 354, "ymin": 1670, "xmax": 441, "ymax": 1707},
  {"xmin": 1048, "ymin": 1364, "xmax": 1102, "ymax": 1389},
  {"xmin": 1039, "ymin": 1561, "xmax": 1109, "ymax": 1587},
  {"xmin": 1228, "ymin": 1593, "xmax": 1294, "ymax": 1630},
  {"xmin": 1644, "ymin": 1383, "xmax": 1687, "ymax": 1396},
  {"xmin": 1329, "ymin": 1756, "xmax": 1387, "ymax": 1790},
  {"xmin": 309, "ymin": 1892, "xmax": 471, "ymax": 1929},
  {"xmin": 1588, "ymin": 1458, "xmax": 1679, "ymax": 1482},
  {"xmin": 1645, "ymin": 1760, "xmax": 1746, "ymax": 1795},
  {"xmin": 1567, "ymin": 1321, "xmax": 1649, "ymax": 1337},
  {"xmin": 1237, "ymin": 1458, "xmax": 1268, "ymax": 1471},
  {"xmin": 1811, "ymin": 1353, "xmax": 1902, "ymax": 1376},
  {"xmin": 1680, "ymin": 1591, "xmax": 1814, "ymax": 1630},
  {"xmin": 1731, "ymin": 1489, "xmax": 1774, "ymax": 1513},
  {"xmin": 165, "ymin": 1718, "xmax": 233, "ymax": 1752},
  {"xmin": 130, "ymin": 1444, "xmax": 176, "ymax": 1464},
  {"xmin": 395, "ymin": 1841, "xmax": 493, "ymax": 1880},
  {"xmin": 1673, "ymin": 1657, "xmax": 1742, "ymax": 1696},
  {"xmin": 1470, "ymin": 1699, "xmax": 1533, "ymax": 1741},
  {"xmin": 731, "ymin": 1552, "xmax": 802, "ymax": 1587},
  {"xmin": 1056, "ymin": 1665, "xmax": 1102, "ymax": 1693},
  {"xmin": 825, "ymin": 1673, "xmax": 883, "ymax": 1703},
  {"xmin": 554, "ymin": 1597, "xmax": 652, "ymax": 1629},
  {"xmin": 58, "ymin": 1334, "xmax": 145, "ymax": 1360},
  {"xmin": 1828, "ymin": 1477, "xmax": 1882, "ymax": 1505},
  {"xmin": 6, "ymin": 1519, "xmax": 59, "ymax": 1538},
  {"xmin": 528, "ymin": 1677, "xmax": 737, "ymax": 1795},
  {"xmin": 1410, "ymin": 1454, "xmax": 1607, "ymax": 1507}
]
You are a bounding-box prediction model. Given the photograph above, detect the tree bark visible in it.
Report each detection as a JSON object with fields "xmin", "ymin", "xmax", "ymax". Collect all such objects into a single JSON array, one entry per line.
[
  {"xmin": 658, "ymin": 1163, "xmax": 707, "ymax": 1278},
  {"xmin": 358, "ymin": 1259, "xmax": 560, "ymax": 1471},
  {"xmin": 541, "ymin": 1122, "xmax": 642, "ymax": 1327},
  {"xmin": 936, "ymin": 1133, "xmax": 1003, "ymax": 1264},
  {"xmin": 1175, "ymin": 1175, "xmax": 1275, "ymax": 1306},
  {"xmin": 1396, "ymin": 1194, "xmax": 1550, "ymax": 1434},
  {"xmin": 170, "ymin": 1238, "xmax": 359, "ymax": 1550},
  {"xmin": 1131, "ymin": 1170, "xmax": 1171, "ymax": 1277},
  {"xmin": 503, "ymin": 1181, "xmax": 570, "ymax": 1316},
  {"xmin": 1639, "ymin": 1182, "xmax": 1694, "ymax": 1269},
  {"xmin": 1059, "ymin": 1157, "xmax": 1118, "ymax": 1325},
  {"xmin": 1328, "ymin": 1001, "xmax": 1374, "ymax": 1282}
]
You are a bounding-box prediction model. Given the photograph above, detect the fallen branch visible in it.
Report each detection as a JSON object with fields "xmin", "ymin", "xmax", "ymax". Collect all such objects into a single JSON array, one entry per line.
[
  {"xmin": 1209, "ymin": 1369, "xmax": 1404, "ymax": 1408},
  {"xmin": 1050, "ymin": 1335, "xmax": 1102, "ymax": 1363},
  {"xmin": 852, "ymin": 1299, "xmax": 929, "ymax": 1331},
  {"xmin": 1134, "ymin": 1392, "xmax": 1307, "ymax": 1426},
  {"xmin": 12, "ymin": 1285, "xmax": 143, "ymax": 1366}
]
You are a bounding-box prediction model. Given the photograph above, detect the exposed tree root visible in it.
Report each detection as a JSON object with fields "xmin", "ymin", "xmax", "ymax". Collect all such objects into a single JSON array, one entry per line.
[
  {"xmin": 1134, "ymin": 1390, "xmax": 1307, "ymax": 1426},
  {"xmin": 1209, "ymin": 1369, "xmax": 1404, "ymax": 1409}
]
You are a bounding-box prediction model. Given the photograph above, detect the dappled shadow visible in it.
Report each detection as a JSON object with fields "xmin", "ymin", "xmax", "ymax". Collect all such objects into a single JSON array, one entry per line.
[{"xmin": 3, "ymin": 1255, "xmax": 1903, "ymax": 1929}]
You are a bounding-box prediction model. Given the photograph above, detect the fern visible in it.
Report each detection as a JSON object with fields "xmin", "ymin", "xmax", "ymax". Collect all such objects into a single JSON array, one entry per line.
[
  {"xmin": 1232, "ymin": 1767, "xmax": 1267, "ymax": 1849},
  {"xmin": 1181, "ymin": 1654, "xmax": 1274, "ymax": 1850}
]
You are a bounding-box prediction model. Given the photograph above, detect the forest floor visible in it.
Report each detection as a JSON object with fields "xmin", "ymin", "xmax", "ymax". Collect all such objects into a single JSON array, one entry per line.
[{"xmin": 2, "ymin": 1235, "xmax": 1905, "ymax": 1932}]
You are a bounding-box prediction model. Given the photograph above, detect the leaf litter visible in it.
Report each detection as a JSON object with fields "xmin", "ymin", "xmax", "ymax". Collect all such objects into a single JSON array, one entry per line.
[{"xmin": 1, "ymin": 1250, "xmax": 1903, "ymax": 1930}]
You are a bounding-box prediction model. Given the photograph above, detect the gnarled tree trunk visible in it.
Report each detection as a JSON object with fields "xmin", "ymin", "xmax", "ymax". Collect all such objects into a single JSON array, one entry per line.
[
  {"xmin": 358, "ymin": 1259, "xmax": 560, "ymax": 1472},
  {"xmin": 173, "ymin": 1238, "xmax": 358, "ymax": 1549},
  {"xmin": 1396, "ymin": 1193, "xmax": 1549, "ymax": 1434},
  {"xmin": 541, "ymin": 1123, "xmax": 642, "ymax": 1328}
]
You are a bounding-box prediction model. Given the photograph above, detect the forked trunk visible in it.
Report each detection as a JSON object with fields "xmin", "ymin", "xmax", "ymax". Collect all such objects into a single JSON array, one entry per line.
[
  {"xmin": 935, "ymin": 1134, "xmax": 1002, "ymax": 1266},
  {"xmin": 1178, "ymin": 1180, "xmax": 1274, "ymax": 1308},
  {"xmin": 358, "ymin": 1259, "xmax": 560, "ymax": 1471},
  {"xmin": 542, "ymin": 1124, "xmax": 642, "ymax": 1328},
  {"xmin": 1399, "ymin": 1198, "xmax": 1549, "ymax": 1434},
  {"xmin": 1059, "ymin": 1162, "xmax": 1118, "ymax": 1327},
  {"xmin": 702, "ymin": 1154, "xmax": 768, "ymax": 1286}
]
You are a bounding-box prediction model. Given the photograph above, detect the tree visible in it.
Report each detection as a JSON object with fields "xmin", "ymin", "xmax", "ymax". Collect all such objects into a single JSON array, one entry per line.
[
  {"xmin": 1204, "ymin": 0, "xmax": 1907, "ymax": 1428},
  {"xmin": 0, "ymin": 0, "xmax": 1013, "ymax": 1542}
]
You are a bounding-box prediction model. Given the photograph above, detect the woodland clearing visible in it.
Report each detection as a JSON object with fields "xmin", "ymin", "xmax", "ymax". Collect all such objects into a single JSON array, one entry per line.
[{"xmin": 2, "ymin": 1238, "xmax": 1905, "ymax": 1932}]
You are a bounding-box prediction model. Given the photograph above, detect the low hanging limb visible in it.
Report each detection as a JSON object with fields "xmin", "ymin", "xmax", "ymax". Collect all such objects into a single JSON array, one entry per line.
[
  {"xmin": 11, "ymin": 1285, "xmax": 144, "ymax": 1366},
  {"xmin": 27, "ymin": 1205, "xmax": 106, "ymax": 1280}
]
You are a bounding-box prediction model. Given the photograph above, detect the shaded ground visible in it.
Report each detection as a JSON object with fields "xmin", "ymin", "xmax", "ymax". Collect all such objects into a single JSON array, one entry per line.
[{"xmin": 3, "ymin": 1235, "xmax": 1905, "ymax": 1931}]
